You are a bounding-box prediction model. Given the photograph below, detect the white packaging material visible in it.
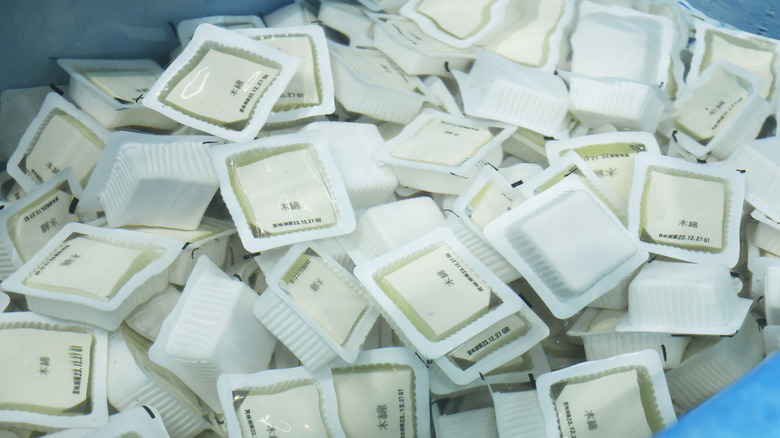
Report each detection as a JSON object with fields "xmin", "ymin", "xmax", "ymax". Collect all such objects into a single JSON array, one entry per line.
[
  {"xmin": 665, "ymin": 316, "xmax": 765, "ymax": 413},
  {"xmin": 340, "ymin": 196, "xmax": 445, "ymax": 265},
  {"xmin": 0, "ymin": 168, "xmax": 82, "ymax": 278},
  {"xmin": 7, "ymin": 92, "xmax": 110, "ymax": 191},
  {"xmin": 724, "ymin": 137, "xmax": 780, "ymax": 223},
  {"xmin": 519, "ymin": 152, "xmax": 629, "ymax": 231},
  {"xmin": 354, "ymin": 227, "xmax": 528, "ymax": 360},
  {"xmin": 566, "ymin": 73, "xmax": 670, "ymax": 132},
  {"xmin": 746, "ymin": 221, "xmax": 780, "ymax": 299},
  {"xmin": 107, "ymin": 326, "xmax": 214, "ymax": 438},
  {"xmin": 324, "ymin": 347, "xmax": 431, "ymax": 438},
  {"xmin": 0, "ymin": 86, "xmax": 55, "ymax": 164},
  {"xmin": 454, "ymin": 51, "xmax": 569, "ymax": 137},
  {"xmin": 400, "ymin": 0, "xmax": 514, "ymax": 48},
  {"xmin": 77, "ymin": 132, "xmax": 222, "ymax": 223},
  {"xmin": 501, "ymin": 126, "xmax": 558, "ymax": 166},
  {"xmin": 301, "ymin": 121, "xmax": 398, "ymax": 209},
  {"xmin": 485, "ymin": 177, "xmax": 648, "ymax": 319},
  {"xmin": 217, "ymin": 367, "xmax": 346, "ymax": 438},
  {"xmin": 765, "ymin": 267, "xmax": 780, "ymax": 325},
  {"xmin": 2, "ymin": 223, "xmax": 181, "ymax": 330},
  {"xmin": 371, "ymin": 14, "xmax": 475, "ymax": 76},
  {"xmin": 499, "ymin": 162, "xmax": 544, "ymax": 192},
  {"xmin": 125, "ymin": 217, "xmax": 236, "ymax": 285},
  {"xmin": 537, "ymin": 350, "xmax": 677, "ymax": 438},
  {"xmin": 149, "ymin": 257, "xmax": 277, "ymax": 414},
  {"xmin": 617, "ymin": 261, "xmax": 752, "ymax": 336},
  {"xmin": 479, "ymin": 0, "xmax": 575, "ymax": 72},
  {"xmin": 570, "ymin": 1, "xmax": 675, "ymax": 87},
  {"xmin": 434, "ymin": 304, "xmax": 548, "ymax": 385},
  {"xmin": 518, "ymin": 156, "xmax": 631, "ymax": 226},
  {"xmin": 422, "ymin": 75, "xmax": 464, "ymax": 116},
  {"xmin": 588, "ymin": 274, "xmax": 632, "ymax": 310},
  {"xmin": 375, "ymin": 110, "xmax": 511, "ymax": 194},
  {"xmin": 568, "ymin": 308, "xmax": 691, "ymax": 369},
  {"xmin": 670, "ymin": 61, "xmax": 772, "ymax": 160},
  {"xmin": 429, "ymin": 344, "xmax": 550, "ymax": 397},
  {"xmin": 97, "ymin": 137, "xmax": 219, "ymax": 230},
  {"xmin": 124, "ymin": 284, "xmax": 180, "ymax": 341},
  {"xmin": 628, "ymin": 153, "xmax": 745, "ymax": 267},
  {"xmin": 0, "ymin": 291, "xmax": 8, "ymax": 312},
  {"xmin": 755, "ymin": 221, "xmax": 780, "ymax": 257},
  {"xmin": 434, "ymin": 406, "xmax": 498, "ymax": 438},
  {"xmin": 546, "ymin": 131, "xmax": 661, "ymax": 203},
  {"xmin": 81, "ymin": 406, "xmax": 170, "ymax": 438},
  {"xmin": 142, "ymin": 24, "xmax": 301, "ymax": 142},
  {"xmin": 255, "ymin": 242, "xmax": 379, "ymax": 367},
  {"xmin": 210, "ymin": 131, "xmax": 356, "ymax": 253},
  {"xmin": 764, "ymin": 325, "xmax": 780, "ymax": 353},
  {"xmin": 329, "ymin": 44, "xmax": 429, "ymax": 124},
  {"xmin": 236, "ymin": 25, "xmax": 335, "ymax": 124},
  {"xmin": 318, "ymin": 1, "xmax": 376, "ymax": 48},
  {"xmin": 688, "ymin": 20, "xmax": 780, "ymax": 108},
  {"xmin": 445, "ymin": 171, "xmax": 525, "ymax": 283},
  {"xmin": 177, "ymin": 15, "xmax": 266, "ymax": 46},
  {"xmin": 56, "ymin": 59, "xmax": 180, "ymax": 132},
  {"xmin": 491, "ymin": 387, "xmax": 547, "ymax": 438},
  {"xmin": 0, "ymin": 312, "xmax": 108, "ymax": 430}
]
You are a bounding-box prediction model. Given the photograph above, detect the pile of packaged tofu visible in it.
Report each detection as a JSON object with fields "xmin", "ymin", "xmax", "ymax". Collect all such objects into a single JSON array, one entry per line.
[{"xmin": 0, "ymin": 0, "xmax": 777, "ymax": 436}]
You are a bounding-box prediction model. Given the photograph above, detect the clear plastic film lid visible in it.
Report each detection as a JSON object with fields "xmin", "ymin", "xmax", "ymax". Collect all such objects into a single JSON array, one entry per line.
[
  {"xmin": 327, "ymin": 347, "xmax": 431, "ymax": 438},
  {"xmin": 210, "ymin": 132, "xmax": 355, "ymax": 253},
  {"xmin": 400, "ymin": 0, "xmax": 515, "ymax": 48},
  {"xmin": 7, "ymin": 92, "xmax": 109, "ymax": 192},
  {"xmin": 0, "ymin": 168, "xmax": 82, "ymax": 267},
  {"xmin": 545, "ymin": 132, "xmax": 661, "ymax": 204},
  {"xmin": 354, "ymin": 227, "xmax": 526, "ymax": 359},
  {"xmin": 142, "ymin": 23, "xmax": 301, "ymax": 142},
  {"xmin": 480, "ymin": 0, "xmax": 575, "ymax": 72},
  {"xmin": 272, "ymin": 243, "xmax": 376, "ymax": 348},
  {"xmin": 375, "ymin": 109, "xmax": 513, "ymax": 177},
  {"xmin": 236, "ymin": 25, "xmax": 335, "ymax": 123},
  {"xmin": 0, "ymin": 312, "xmax": 108, "ymax": 429},
  {"xmin": 22, "ymin": 232, "xmax": 165, "ymax": 302},
  {"xmin": 219, "ymin": 367, "xmax": 345, "ymax": 438},
  {"xmin": 57, "ymin": 58, "xmax": 163, "ymax": 106},
  {"xmin": 536, "ymin": 350, "xmax": 676, "ymax": 438},
  {"xmin": 229, "ymin": 145, "xmax": 338, "ymax": 236},
  {"xmin": 627, "ymin": 153, "xmax": 745, "ymax": 267}
]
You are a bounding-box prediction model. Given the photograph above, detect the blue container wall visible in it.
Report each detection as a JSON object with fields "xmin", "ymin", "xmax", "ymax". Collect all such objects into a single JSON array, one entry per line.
[
  {"xmin": 686, "ymin": 0, "xmax": 780, "ymax": 38},
  {"xmin": 0, "ymin": 0, "xmax": 292, "ymax": 94}
]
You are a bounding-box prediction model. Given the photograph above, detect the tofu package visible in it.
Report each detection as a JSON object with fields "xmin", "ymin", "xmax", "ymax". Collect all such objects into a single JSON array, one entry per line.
[
  {"xmin": 209, "ymin": 131, "xmax": 356, "ymax": 253},
  {"xmin": 7, "ymin": 92, "xmax": 109, "ymax": 192},
  {"xmin": 142, "ymin": 23, "xmax": 301, "ymax": 142},
  {"xmin": 253, "ymin": 242, "xmax": 379, "ymax": 370},
  {"xmin": 56, "ymin": 58, "xmax": 180, "ymax": 132},
  {"xmin": 627, "ymin": 153, "xmax": 745, "ymax": 267},
  {"xmin": 688, "ymin": 19, "xmax": 780, "ymax": 111},
  {"xmin": 319, "ymin": 347, "xmax": 431, "ymax": 438},
  {"xmin": 0, "ymin": 168, "xmax": 82, "ymax": 278},
  {"xmin": 354, "ymin": 227, "xmax": 531, "ymax": 360},
  {"xmin": 0, "ymin": 312, "xmax": 108, "ymax": 431},
  {"xmin": 486, "ymin": 176, "xmax": 647, "ymax": 319},
  {"xmin": 373, "ymin": 109, "xmax": 511, "ymax": 195},
  {"xmin": 235, "ymin": 25, "xmax": 335, "ymax": 124},
  {"xmin": 1, "ymin": 223, "xmax": 182, "ymax": 330},
  {"xmin": 536, "ymin": 350, "xmax": 677, "ymax": 438},
  {"xmin": 217, "ymin": 366, "xmax": 346, "ymax": 438}
]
